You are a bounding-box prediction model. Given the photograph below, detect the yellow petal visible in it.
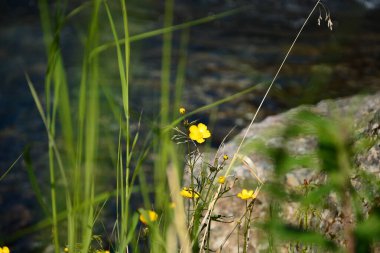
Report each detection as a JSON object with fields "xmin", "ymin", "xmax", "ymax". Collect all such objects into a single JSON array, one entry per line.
[
  {"xmin": 139, "ymin": 210, "xmax": 158, "ymax": 224},
  {"xmin": 196, "ymin": 137, "xmax": 205, "ymax": 143},
  {"xmin": 180, "ymin": 188, "xmax": 192, "ymax": 198},
  {"xmin": 197, "ymin": 123, "xmax": 207, "ymax": 131},
  {"xmin": 189, "ymin": 125, "xmax": 198, "ymax": 133},
  {"xmin": 202, "ymin": 130, "xmax": 211, "ymax": 138},
  {"xmin": 139, "ymin": 213, "xmax": 148, "ymax": 224},
  {"xmin": 180, "ymin": 188, "xmax": 200, "ymax": 198},
  {"xmin": 189, "ymin": 131, "xmax": 199, "ymax": 141},
  {"xmin": 149, "ymin": 210, "xmax": 158, "ymax": 222}
]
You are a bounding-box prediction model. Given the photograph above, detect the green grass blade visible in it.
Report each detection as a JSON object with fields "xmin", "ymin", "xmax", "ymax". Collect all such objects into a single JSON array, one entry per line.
[
  {"xmin": 5, "ymin": 189, "xmax": 118, "ymax": 243},
  {"xmin": 173, "ymin": 28, "xmax": 190, "ymax": 115},
  {"xmin": 25, "ymin": 74, "xmax": 69, "ymax": 183},
  {"xmin": 23, "ymin": 147, "xmax": 50, "ymax": 217},
  {"xmin": 90, "ymin": 5, "xmax": 253, "ymax": 58},
  {"xmin": 104, "ymin": 1, "xmax": 132, "ymax": 251},
  {"xmin": 26, "ymin": 72, "xmax": 63, "ymax": 253},
  {"xmin": 0, "ymin": 152, "xmax": 23, "ymax": 182},
  {"xmin": 166, "ymin": 82, "xmax": 265, "ymax": 131}
]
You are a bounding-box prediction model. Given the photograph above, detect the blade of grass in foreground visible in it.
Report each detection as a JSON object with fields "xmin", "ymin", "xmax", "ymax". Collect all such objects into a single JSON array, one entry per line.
[
  {"xmin": 120, "ymin": 2, "xmax": 133, "ymax": 251},
  {"xmin": 5, "ymin": 189, "xmax": 119, "ymax": 243},
  {"xmin": 173, "ymin": 28, "xmax": 189, "ymax": 120},
  {"xmin": 24, "ymin": 147, "xmax": 50, "ymax": 217},
  {"xmin": 38, "ymin": 1, "xmax": 75, "ymax": 251},
  {"xmin": 0, "ymin": 152, "xmax": 23, "ymax": 182},
  {"xmin": 166, "ymin": 82, "xmax": 266, "ymax": 131},
  {"xmin": 90, "ymin": 5, "xmax": 253, "ymax": 58},
  {"xmin": 77, "ymin": 1, "xmax": 102, "ymax": 251},
  {"xmin": 26, "ymin": 72, "xmax": 70, "ymax": 253},
  {"xmin": 104, "ymin": 1, "xmax": 134, "ymax": 251},
  {"xmin": 155, "ymin": 0, "xmax": 174, "ymax": 212}
]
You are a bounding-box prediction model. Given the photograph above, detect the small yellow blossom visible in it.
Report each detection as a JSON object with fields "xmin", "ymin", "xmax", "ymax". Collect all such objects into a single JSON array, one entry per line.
[
  {"xmin": 180, "ymin": 187, "xmax": 200, "ymax": 199},
  {"xmin": 0, "ymin": 246, "xmax": 10, "ymax": 253},
  {"xmin": 218, "ymin": 176, "xmax": 226, "ymax": 184},
  {"xmin": 189, "ymin": 123, "xmax": 211, "ymax": 143},
  {"xmin": 64, "ymin": 247, "xmax": 69, "ymax": 252},
  {"xmin": 96, "ymin": 251, "xmax": 110, "ymax": 253},
  {"xmin": 139, "ymin": 210, "xmax": 158, "ymax": 225},
  {"xmin": 179, "ymin": 107, "xmax": 186, "ymax": 114},
  {"xmin": 237, "ymin": 189, "xmax": 257, "ymax": 200},
  {"xmin": 223, "ymin": 154, "xmax": 228, "ymax": 160}
]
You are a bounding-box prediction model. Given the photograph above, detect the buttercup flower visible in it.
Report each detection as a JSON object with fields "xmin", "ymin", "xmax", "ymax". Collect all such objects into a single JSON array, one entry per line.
[
  {"xmin": 139, "ymin": 210, "xmax": 158, "ymax": 225},
  {"xmin": 189, "ymin": 123, "xmax": 211, "ymax": 143},
  {"xmin": 218, "ymin": 176, "xmax": 226, "ymax": 184},
  {"xmin": 0, "ymin": 246, "xmax": 10, "ymax": 253},
  {"xmin": 64, "ymin": 247, "xmax": 69, "ymax": 253},
  {"xmin": 179, "ymin": 107, "xmax": 186, "ymax": 114},
  {"xmin": 180, "ymin": 187, "xmax": 200, "ymax": 199},
  {"xmin": 237, "ymin": 189, "xmax": 257, "ymax": 200},
  {"xmin": 223, "ymin": 154, "xmax": 228, "ymax": 160}
]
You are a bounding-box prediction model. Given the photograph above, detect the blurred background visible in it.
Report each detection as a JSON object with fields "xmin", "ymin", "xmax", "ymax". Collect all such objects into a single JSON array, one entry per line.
[{"xmin": 0, "ymin": 0, "xmax": 379, "ymax": 251}]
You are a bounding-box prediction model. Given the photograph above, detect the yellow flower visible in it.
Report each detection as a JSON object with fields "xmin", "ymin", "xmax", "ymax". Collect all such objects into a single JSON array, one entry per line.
[
  {"xmin": 237, "ymin": 189, "xmax": 257, "ymax": 200},
  {"xmin": 218, "ymin": 176, "xmax": 226, "ymax": 184},
  {"xmin": 0, "ymin": 246, "xmax": 10, "ymax": 253},
  {"xmin": 179, "ymin": 107, "xmax": 186, "ymax": 114},
  {"xmin": 223, "ymin": 154, "xmax": 228, "ymax": 160},
  {"xmin": 139, "ymin": 210, "xmax": 158, "ymax": 225},
  {"xmin": 189, "ymin": 123, "xmax": 211, "ymax": 143},
  {"xmin": 180, "ymin": 187, "xmax": 200, "ymax": 199},
  {"xmin": 64, "ymin": 247, "xmax": 69, "ymax": 252},
  {"xmin": 96, "ymin": 251, "xmax": 110, "ymax": 253}
]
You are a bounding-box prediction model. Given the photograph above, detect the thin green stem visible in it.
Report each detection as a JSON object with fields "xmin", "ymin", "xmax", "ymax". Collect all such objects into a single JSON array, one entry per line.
[
  {"xmin": 120, "ymin": 2, "xmax": 131, "ymax": 251},
  {"xmin": 243, "ymin": 201, "xmax": 253, "ymax": 253},
  {"xmin": 0, "ymin": 152, "xmax": 23, "ymax": 181},
  {"xmin": 225, "ymin": 0, "xmax": 321, "ymax": 177},
  {"xmin": 155, "ymin": 0, "xmax": 174, "ymax": 212},
  {"xmin": 173, "ymin": 28, "xmax": 190, "ymax": 116}
]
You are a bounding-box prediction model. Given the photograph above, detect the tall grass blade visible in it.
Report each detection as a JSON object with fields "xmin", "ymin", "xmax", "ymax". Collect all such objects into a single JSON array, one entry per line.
[
  {"xmin": 24, "ymin": 147, "xmax": 50, "ymax": 217},
  {"xmin": 0, "ymin": 152, "xmax": 23, "ymax": 182},
  {"xmin": 90, "ymin": 5, "xmax": 252, "ymax": 58},
  {"xmin": 173, "ymin": 28, "xmax": 190, "ymax": 118}
]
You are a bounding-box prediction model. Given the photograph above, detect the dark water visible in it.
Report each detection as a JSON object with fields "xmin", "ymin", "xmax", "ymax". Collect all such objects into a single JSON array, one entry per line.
[{"xmin": 0, "ymin": 0, "xmax": 379, "ymax": 251}]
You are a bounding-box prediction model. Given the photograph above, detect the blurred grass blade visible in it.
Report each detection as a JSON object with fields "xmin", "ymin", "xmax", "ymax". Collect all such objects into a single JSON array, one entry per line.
[
  {"xmin": 90, "ymin": 5, "xmax": 252, "ymax": 58},
  {"xmin": 167, "ymin": 82, "xmax": 265, "ymax": 130},
  {"xmin": 5, "ymin": 189, "xmax": 118, "ymax": 243},
  {"xmin": 0, "ymin": 152, "xmax": 23, "ymax": 182},
  {"xmin": 25, "ymin": 68, "xmax": 69, "ymax": 191},
  {"xmin": 24, "ymin": 147, "xmax": 50, "ymax": 217},
  {"xmin": 173, "ymin": 28, "xmax": 189, "ymax": 119}
]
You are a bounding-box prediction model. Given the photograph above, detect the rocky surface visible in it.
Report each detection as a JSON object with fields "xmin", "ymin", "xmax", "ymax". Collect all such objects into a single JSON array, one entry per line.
[{"xmin": 204, "ymin": 92, "xmax": 380, "ymax": 252}]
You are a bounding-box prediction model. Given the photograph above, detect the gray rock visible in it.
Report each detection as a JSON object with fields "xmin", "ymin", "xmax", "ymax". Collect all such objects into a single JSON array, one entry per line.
[{"xmin": 205, "ymin": 92, "xmax": 380, "ymax": 252}]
